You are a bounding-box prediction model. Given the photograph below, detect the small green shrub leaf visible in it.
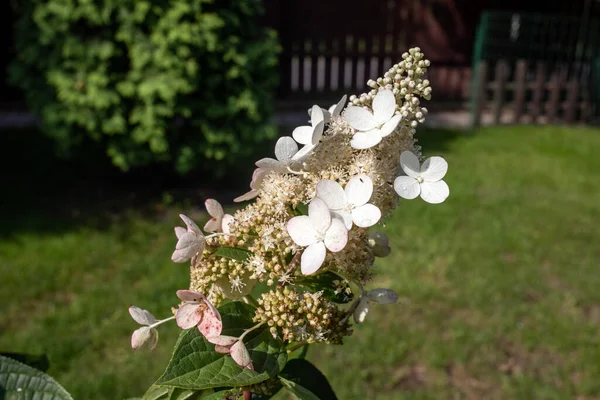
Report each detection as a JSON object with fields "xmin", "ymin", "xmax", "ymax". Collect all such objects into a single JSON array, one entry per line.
[
  {"xmin": 296, "ymin": 272, "xmax": 354, "ymax": 303},
  {"xmin": 279, "ymin": 359, "xmax": 338, "ymax": 400},
  {"xmin": 0, "ymin": 355, "xmax": 73, "ymax": 400},
  {"xmin": 211, "ymin": 247, "xmax": 253, "ymax": 262}
]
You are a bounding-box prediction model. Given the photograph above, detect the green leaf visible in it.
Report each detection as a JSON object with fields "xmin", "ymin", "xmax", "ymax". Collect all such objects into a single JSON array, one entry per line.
[
  {"xmin": 287, "ymin": 344, "xmax": 309, "ymax": 361},
  {"xmin": 211, "ymin": 247, "xmax": 253, "ymax": 262},
  {"xmin": 142, "ymin": 385, "xmax": 169, "ymax": 400},
  {"xmin": 0, "ymin": 352, "xmax": 50, "ymax": 372},
  {"xmin": 156, "ymin": 302, "xmax": 287, "ymax": 390},
  {"xmin": 296, "ymin": 272, "xmax": 353, "ymax": 303},
  {"xmin": 0, "ymin": 355, "xmax": 73, "ymax": 399},
  {"xmin": 279, "ymin": 359, "xmax": 337, "ymax": 400},
  {"xmin": 197, "ymin": 389, "xmax": 234, "ymax": 400},
  {"xmin": 295, "ymin": 203, "xmax": 309, "ymax": 216}
]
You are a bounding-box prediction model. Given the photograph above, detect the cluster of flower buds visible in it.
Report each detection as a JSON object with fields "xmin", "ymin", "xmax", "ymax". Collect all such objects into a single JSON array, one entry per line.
[{"xmin": 129, "ymin": 48, "xmax": 450, "ymax": 371}]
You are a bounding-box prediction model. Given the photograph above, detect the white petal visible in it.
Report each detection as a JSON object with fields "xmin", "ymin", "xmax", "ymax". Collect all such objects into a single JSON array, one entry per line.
[
  {"xmin": 331, "ymin": 210, "xmax": 352, "ymax": 230},
  {"xmin": 300, "ymin": 241, "xmax": 327, "ymax": 275},
  {"xmin": 215, "ymin": 345, "xmax": 231, "ymax": 354},
  {"xmin": 207, "ymin": 335, "xmax": 238, "ymax": 346},
  {"xmin": 345, "ymin": 174, "xmax": 373, "ymax": 206},
  {"xmin": 255, "ymin": 158, "xmax": 287, "ymax": 173},
  {"xmin": 175, "ymin": 303, "xmax": 203, "ymax": 329},
  {"xmin": 324, "ymin": 218, "xmax": 348, "ymax": 252},
  {"xmin": 316, "ymin": 180, "xmax": 346, "ymax": 210},
  {"xmin": 329, "ymin": 95, "xmax": 347, "ymax": 116},
  {"xmin": 350, "ymin": 130, "xmax": 382, "ymax": 150},
  {"xmin": 250, "ymin": 168, "xmax": 268, "ymax": 190},
  {"xmin": 174, "ymin": 226, "xmax": 186, "ymax": 240},
  {"xmin": 203, "ymin": 218, "xmax": 221, "ymax": 233},
  {"xmin": 351, "ymin": 204, "xmax": 381, "ymax": 228},
  {"xmin": 179, "ymin": 214, "xmax": 202, "ymax": 235},
  {"xmin": 233, "ymin": 189, "xmax": 259, "ymax": 203},
  {"xmin": 198, "ymin": 302, "xmax": 223, "ymax": 338},
  {"xmin": 399, "ymin": 151, "xmax": 421, "ymax": 178},
  {"xmin": 308, "ymin": 198, "xmax": 332, "ymax": 235},
  {"xmin": 221, "ymin": 214, "xmax": 234, "ymax": 234},
  {"xmin": 176, "ymin": 289, "xmax": 206, "ymax": 302},
  {"xmin": 171, "ymin": 232, "xmax": 204, "ymax": 263},
  {"xmin": 420, "ymin": 180, "xmax": 450, "ymax": 204},
  {"xmin": 311, "ymin": 120, "xmax": 325, "ymax": 144},
  {"xmin": 321, "ymin": 108, "xmax": 331, "ymax": 124},
  {"xmin": 131, "ymin": 326, "xmax": 157, "ymax": 350},
  {"xmin": 379, "ymin": 114, "xmax": 402, "ymax": 137},
  {"xmin": 292, "ymin": 125, "xmax": 313, "ymax": 145},
  {"xmin": 274, "ymin": 136, "xmax": 299, "ymax": 162},
  {"xmin": 287, "ymin": 216, "xmax": 319, "ymax": 246},
  {"xmin": 393, "ymin": 176, "xmax": 420, "ymax": 200},
  {"xmin": 291, "ymin": 144, "xmax": 316, "ymax": 161},
  {"xmin": 367, "ymin": 288, "xmax": 398, "ymax": 304},
  {"xmin": 310, "ymin": 105, "xmax": 325, "ymax": 126},
  {"xmin": 420, "ymin": 156, "xmax": 448, "ymax": 182},
  {"xmin": 372, "ymin": 89, "xmax": 397, "ymax": 124},
  {"xmin": 230, "ymin": 341, "xmax": 253, "ymax": 370},
  {"xmin": 353, "ymin": 297, "xmax": 370, "ymax": 324},
  {"xmin": 129, "ymin": 306, "xmax": 157, "ymax": 326},
  {"xmin": 204, "ymin": 199, "xmax": 223, "ymax": 219},
  {"xmin": 344, "ymin": 106, "xmax": 377, "ymax": 131}
]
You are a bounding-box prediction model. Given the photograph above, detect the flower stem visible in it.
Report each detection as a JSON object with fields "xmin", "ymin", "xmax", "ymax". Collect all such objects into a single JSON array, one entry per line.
[
  {"xmin": 287, "ymin": 166, "xmax": 310, "ymax": 176},
  {"xmin": 239, "ymin": 321, "xmax": 265, "ymax": 341},
  {"xmin": 286, "ymin": 342, "xmax": 308, "ymax": 354},
  {"xmin": 148, "ymin": 315, "xmax": 176, "ymax": 329}
]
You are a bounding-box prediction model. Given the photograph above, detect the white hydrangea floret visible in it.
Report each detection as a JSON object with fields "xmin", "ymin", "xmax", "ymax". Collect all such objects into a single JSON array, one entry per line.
[
  {"xmin": 204, "ymin": 199, "xmax": 234, "ymax": 234},
  {"xmin": 394, "ymin": 151, "xmax": 449, "ymax": 204},
  {"xmin": 172, "ymin": 214, "xmax": 205, "ymax": 263},
  {"xmin": 312, "ymin": 95, "xmax": 347, "ymax": 124},
  {"xmin": 286, "ymin": 198, "xmax": 348, "ymax": 275},
  {"xmin": 344, "ymin": 89, "xmax": 402, "ymax": 149},
  {"xmin": 255, "ymin": 136, "xmax": 299, "ymax": 174},
  {"xmin": 316, "ymin": 174, "xmax": 381, "ymax": 229},
  {"xmin": 292, "ymin": 105, "xmax": 326, "ymax": 160},
  {"xmin": 234, "ymin": 168, "xmax": 268, "ymax": 203}
]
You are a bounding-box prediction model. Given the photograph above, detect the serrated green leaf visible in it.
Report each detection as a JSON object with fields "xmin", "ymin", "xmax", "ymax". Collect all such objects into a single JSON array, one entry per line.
[
  {"xmin": 211, "ymin": 247, "xmax": 253, "ymax": 262},
  {"xmin": 168, "ymin": 387, "xmax": 204, "ymax": 399},
  {"xmin": 0, "ymin": 355, "xmax": 73, "ymax": 400},
  {"xmin": 279, "ymin": 359, "xmax": 337, "ymax": 400},
  {"xmin": 296, "ymin": 272, "xmax": 353, "ymax": 303},
  {"xmin": 156, "ymin": 302, "xmax": 287, "ymax": 390},
  {"xmin": 0, "ymin": 352, "xmax": 50, "ymax": 372},
  {"xmin": 142, "ymin": 385, "xmax": 169, "ymax": 400},
  {"xmin": 295, "ymin": 203, "xmax": 309, "ymax": 216},
  {"xmin": 197, "ymin": 389, "xmax": 233, "ymax": 400}
]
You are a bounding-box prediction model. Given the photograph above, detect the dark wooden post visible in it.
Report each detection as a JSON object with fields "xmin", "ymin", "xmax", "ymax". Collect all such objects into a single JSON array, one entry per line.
[
  {"xmin": 492, "ymin": 60, "xmax": 509, "ymax": 124},
  {"xmin": 513, "ymin": 60, "xmax": 527, "ymax": 123},
  {"xmin": 472, "ymin": 61, "xmax": 488, "ymax": 127}
]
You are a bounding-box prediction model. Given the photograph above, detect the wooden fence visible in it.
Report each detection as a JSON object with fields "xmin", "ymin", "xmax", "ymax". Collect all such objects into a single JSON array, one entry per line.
[{"xmin": 472, "ymin": 60, "xmax": 597, "ymax": 125}]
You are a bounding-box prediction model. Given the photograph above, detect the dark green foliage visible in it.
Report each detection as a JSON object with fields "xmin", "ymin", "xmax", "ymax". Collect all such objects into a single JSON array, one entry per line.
[{"xmin": 10, "ymin": 0, "xmax": 280, "ymax": 174}]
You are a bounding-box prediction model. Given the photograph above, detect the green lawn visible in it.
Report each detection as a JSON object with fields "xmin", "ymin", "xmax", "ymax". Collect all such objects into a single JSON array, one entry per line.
[{"xmin": 1, "ymin": 125, "xmax": 600, "ymax": 399}]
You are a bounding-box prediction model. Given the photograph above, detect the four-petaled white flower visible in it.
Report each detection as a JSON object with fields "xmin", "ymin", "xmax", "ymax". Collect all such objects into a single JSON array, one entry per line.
[
  {"xmin": 175, "ymin": 290, "xmax": 223, "ymax": 338},
  {"xmin": 207, "ymin": 335, "xmax": 253, "ymax": 370},
  {"xmin": 255, "ymin": 136, "xmax": 300, "ymax": 174},
  {"xmin": 316, "ymin": 174, "xmax": 381, "ymax": 229},
  {"xmin": 129, "ymin": 306, "xmax": 158, "ymax": 350},
  {"xmin": 310, "ymin": 95, "xmax": 347, "ymax": 124},
  {"xmin": 344, "ymin": 89, "xmax": 402, "ymax": 149},
  {"xmin": 394, "ymin": 151, "xmax": 449, "ymax": 204},
  {"xmin": 203, "ymin": 199, "xmax": 234, "ymax": 234},
  {"xmin": 286, "ymin": 198, "xmax": 348, "ymax": 275},
  {"xmin": 172, "ymin": 214, "xmax": 205, "ymax": 263},
  {"xmin": 234, "ymin": 168, "xmax": 269, "ymax": 203},
  {"xmin": 292, "ymin": 105, "xmax": 326, "ymax": 160},
  {"xmin": 353, "ymin": 288, "xmax": 398, "ymax": 324}
]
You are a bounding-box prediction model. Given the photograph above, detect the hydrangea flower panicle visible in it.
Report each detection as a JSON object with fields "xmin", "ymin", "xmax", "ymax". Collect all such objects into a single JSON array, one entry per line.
[
  {"xmin": 345, "ymin": 89, "xmax": 402, "ymax": 149},
  {"xmin": 286, "ymin": 198, "xmax": 348, "ymax": 275},
  {"xmin": 203, "ymin": 199, "xmax": 234, "ymax": 233},
  {"xmin": 316, "ymin": 174, "xmax": 382, "ymax": 229},
  {"xmin": 172, "ymin": 214, "xmax": 205, "ymax": 263},
  {"xmin": 255, "ymin": 136, "xmax": 300, "ymax": 174},
  {"xmin": 175, "ymin": 290, "xmax": 222, "ymax": 338},
  {"xmin": 394, "ymin": 151, "xmax": 449, "ymax": 204},
  {"xmin": 234, "ymin": 168, "xmax": 269, "ymax": 202}
]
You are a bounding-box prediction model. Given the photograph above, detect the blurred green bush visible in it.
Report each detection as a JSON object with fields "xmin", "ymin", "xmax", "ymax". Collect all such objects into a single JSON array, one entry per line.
[{"xmin": 10, "ymin": 0, "xmax": 280, "ymax": 174}]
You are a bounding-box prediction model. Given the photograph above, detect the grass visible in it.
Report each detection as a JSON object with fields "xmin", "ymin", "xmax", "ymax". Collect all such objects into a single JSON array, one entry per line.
[{"xmin": 1, "ymin": 125, "xmax": 600, "ymax": 399}]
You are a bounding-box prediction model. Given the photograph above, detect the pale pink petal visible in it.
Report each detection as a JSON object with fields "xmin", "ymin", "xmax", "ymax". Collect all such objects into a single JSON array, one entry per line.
[
  {"xmin": 308, "ymin": 198, "xmax": 332, "ymax": 235},
  {"xmin": 171, "ymin": 233, "xmax": 204, "ymax": 263},
  {"xmin": 323, "ymin": 218, "xmax": 348, "ymax": 252},
  {"xmin": 292, "ymin": 126, "xmax": 313, "ymax": 145},
  {"xmin": 175, "ymin": 303, "xmax": 203, "ymax": 329},
  {"xmin": 233, "ymin": 189, "xmax": 259, "ymax": 203},
  {"xmin": 250, "ymin": 168, "xmax": 268, "ymax": 190},
  {"xmin": 221, "ymin": 214, "xmax": 234, "ymax": 234},
  {"xmin": 230, "ymin": 341, "xmax": 253, "ymax": 370},
  {"xmin": 203, "ymin": 218, "xmax": 221, "ymax": 233},
  {"xmin": 300, "ymin": 242, "xmax": 327, "ymax": 275},
  {"xmin": 372, "ymin": 89, "xmax": 396, "ymax": 124},
  {"xmin": 179, "ymin": 214, "xmax": 202, "ymax": 235},
  {"xmin": 129, "ymin": 306, "xmax": 157, "ymax": 326},
  {"xmin": 350, "ymin": 130, "xmax": 382, "ymax": 150},
  {"xmin": 131, "ymin": 326, "xmax": 153, "ymax": 350},
  {"xmin": 174, "ymin": 226, "xmax": 186, "ymax": 240},
  {"xmin": 353, "ymin": 297, "xmax": 370, "ymax": 324},
  {"xmin": 255, "ymin": 158, "xmax": 285, "ymax": 173},
  {"xmin": 344, "ymin": 106, "xmax": 377, "ymax": 131},
  {"xmin": 399, "ymin": 151, "xmax": 421, "ymax": 178},
  {"xmin": 367, "ymin": 288, "xmax": 398, "ymax": 304},
  {"xmin": 204, "ymin": 199, "xmax": 224, "ymax": 219},
  {"xmin": 207, "ymin": 335, "xmax": 238, "ymax": 346},
  {"xmin": 316, "ymin": 180, "xmax": 346, "ymax": 210},
  {"xmin": 215, "ymin": 345, "xmax": 231, "ymax": 354},
  {"xmin": 331, "ymin": 210, "xmax": 352, "ymax": 230},
  {"xmin": 198, "ymin": 304, "xmax": 223, "ymax": 338},
  {"xmin": 420, "ymin": 180, "xmax": 449, "ymax": 204},
  {"xmin": 345, "ymin": 174, "xmax": 373, "ymax": 206},
  {"xmin": 351, "ymin": 204, "xmax": 381, "ymax": 228},
  {"xmin": 393, "ymin": 176, "xmax": 420, "ymax": 200},
  {"xmin": 274, "ymin": 136, "xmax": 299, "ymax": 162},
  {"xmin": 287, "ymin": 216, "xmax": 319, "ymax": 246},
  {"xmin": 379, "ymin": 114, "xmax": 402, "ymax": 137},
  {"xmin": 420, "ymin": 156, "xmax": 448, "ymax": 182},
  {"xmin": 176, "ymin": 290, "xmax": 206, "ymax": 302}
]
